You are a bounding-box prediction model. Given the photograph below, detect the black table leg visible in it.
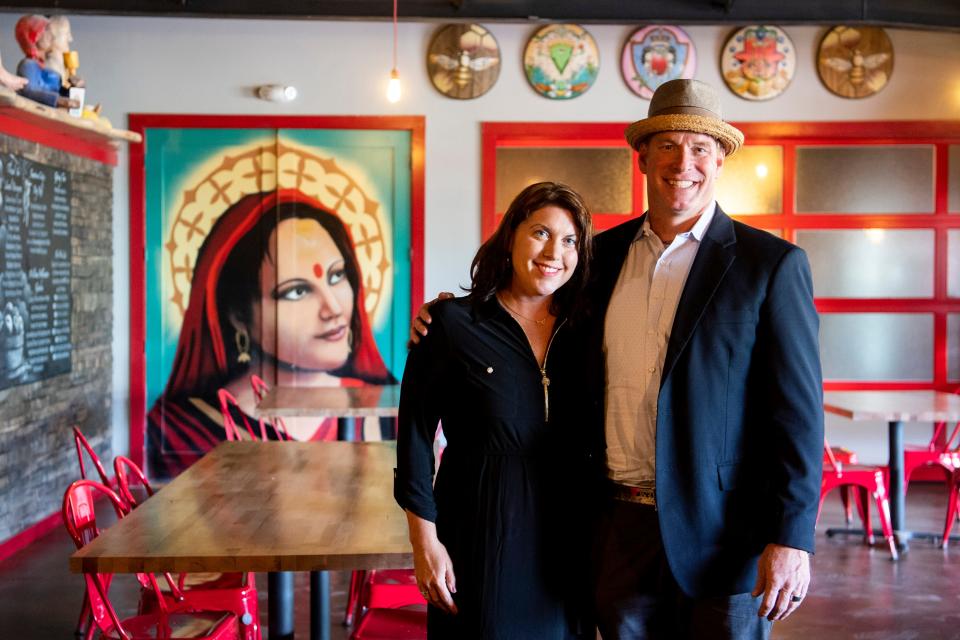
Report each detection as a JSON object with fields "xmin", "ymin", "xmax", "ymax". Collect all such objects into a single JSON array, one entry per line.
[
  {"xmin": 888, "ymin": 419, "xmax": 909, "ymax": 551},
  {"xmin": 310, "ymin": 570, "xmax": 330, "ymax": 640},
  {"xmin": 269, "ymin": 571, "xmax": 295, "ymax": 639}
]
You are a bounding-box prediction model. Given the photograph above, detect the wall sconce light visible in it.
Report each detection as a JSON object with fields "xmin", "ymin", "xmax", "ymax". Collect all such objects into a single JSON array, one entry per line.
[
  {"xmin": 386, "ymin": 0, "xmax": 402, "ymax": 103},
  {"xmin": 257, "ymin": 85, "xmax": 298, "ymax": 103}
]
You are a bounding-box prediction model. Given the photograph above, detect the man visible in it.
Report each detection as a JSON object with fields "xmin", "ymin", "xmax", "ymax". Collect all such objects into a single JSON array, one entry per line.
[
  {"xmin": 412, "ymin": 78, "xmax": 822, "ymax": 639},
  {"xmin": 587, "ymin": 78, "xmax": 822, "ymax": 638}
]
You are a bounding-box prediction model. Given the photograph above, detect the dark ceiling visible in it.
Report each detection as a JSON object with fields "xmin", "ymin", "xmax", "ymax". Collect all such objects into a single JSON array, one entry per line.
[{"xmin": 2, "ymin": 0, "xmax": 960, "ymax": 30}]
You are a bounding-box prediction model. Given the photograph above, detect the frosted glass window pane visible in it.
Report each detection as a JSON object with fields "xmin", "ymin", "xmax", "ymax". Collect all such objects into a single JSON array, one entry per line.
[
  {"xmin": 715, "ymin": 146, "xmax": 783, "ymax": 215},
  {"xmin": 950, "ymin": 146, "xmax": 960, "ymax": 214},
  {"xmin": 496, "ymin": 148, "xmax": 633, "ymax": 214},
  {"xmin": 820, "ymin": 313, "xmax": 932, "ymax": 381},
  {"xmin": 949, "ymin": 314, "xmax": 960, "ymax": 381},
  {"xmin": 796, "ymin": 229, "xmax": 934, "ymax": 298},
  {"xmin": 796, "ymin": 146, "xmax": 934, "ymax": 214},
  {"xmin": 950, "ymin": 230, "xmax": 960, "ymax": 298}
]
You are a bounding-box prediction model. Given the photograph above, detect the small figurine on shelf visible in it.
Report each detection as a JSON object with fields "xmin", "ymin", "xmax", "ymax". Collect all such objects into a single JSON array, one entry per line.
[
  {"xmin": 44, "ymin": 16, "xmax": 84, "ymax": 89},
  {"xmin": 13, "ymin": 15, "xmax": 80, "ymax": 110}
]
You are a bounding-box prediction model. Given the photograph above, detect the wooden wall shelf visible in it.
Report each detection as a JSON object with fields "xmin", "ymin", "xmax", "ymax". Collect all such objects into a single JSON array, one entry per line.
[{"xmin": 0, "ymin": 88, "xmax": 140, "ymax": 165}]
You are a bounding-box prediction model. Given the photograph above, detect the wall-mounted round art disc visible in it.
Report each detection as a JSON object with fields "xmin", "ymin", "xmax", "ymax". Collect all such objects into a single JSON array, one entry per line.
[
  {"xmin": 721, "ymin": 25, "xmax": 796, "ymax": 101},
  {"xmin": 523, "ymin": 24, "xmax": 599, "ymax": 100},
  {"xmin": 426, "ymin": 23, "xmax": 501, "ymax": 100},
  {"xmin": 817, "ymin": 26, "xmax": 894, "ymax": 99},
  {"xmin": 621, "ymin": 25, "xmax": 697, "ymax": 100}
]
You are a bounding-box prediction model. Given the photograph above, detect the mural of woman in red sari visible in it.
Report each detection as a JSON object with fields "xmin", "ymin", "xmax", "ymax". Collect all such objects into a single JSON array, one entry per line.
[{"xmin": 147, "ymin": 189, "xmax": 396, "ymax": 477}]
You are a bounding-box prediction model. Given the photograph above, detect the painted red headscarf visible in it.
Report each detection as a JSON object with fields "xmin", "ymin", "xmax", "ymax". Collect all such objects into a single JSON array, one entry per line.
[
  {"xmin": 15, "ymin": 15, "xmax": 49, "ymax": 62},
  {"xmin": 163, "ymin": 189, "xmax": 393, "ymax": 398}
]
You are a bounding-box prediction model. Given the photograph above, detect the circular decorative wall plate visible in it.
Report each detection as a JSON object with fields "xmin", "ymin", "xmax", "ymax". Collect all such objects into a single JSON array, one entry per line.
[
  {"xmin": 721, "ymin": 25, "xmax": 796, "ymax": 101},
  {"xmin": 621, "ymin": 25, "xmax": 696, "ymax": 100},
  {"xmin": 523, "ymin": 24, "xmax": 599, "ymax": 100},
  {"xmin": 426, "ymin": 23, "xmax": 501, "ymax": 100},
  {"xmin": 817, "ymin": 26, "xmax": 893, "ymax": 99}
]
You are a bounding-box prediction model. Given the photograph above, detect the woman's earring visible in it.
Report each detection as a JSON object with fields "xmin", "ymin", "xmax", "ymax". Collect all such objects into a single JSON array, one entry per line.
[{"xmin": 235, "ymin": 328, "xmax": 251, "ymax": 364}]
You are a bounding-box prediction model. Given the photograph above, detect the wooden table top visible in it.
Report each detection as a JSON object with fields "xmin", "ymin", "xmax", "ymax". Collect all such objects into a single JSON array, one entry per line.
[
  {"xmin": 823, "ymin": 390, "xmax": 960, "ymax": 422},
  {"xmin": 70, "ymin": 441, "xmax": 412, "ymax": 574},
  {"xmin": 254, "ymin": 385, "xmax": 400, "ymax": 418}
]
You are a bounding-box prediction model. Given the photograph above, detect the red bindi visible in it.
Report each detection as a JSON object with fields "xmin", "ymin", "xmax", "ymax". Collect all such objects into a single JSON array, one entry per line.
[{"xmin": 313, "ymin": 263, "xmax": 324, "ymax": 278}]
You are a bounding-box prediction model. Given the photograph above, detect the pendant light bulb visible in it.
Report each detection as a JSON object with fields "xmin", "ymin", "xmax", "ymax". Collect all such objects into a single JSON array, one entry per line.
[{"xmin": 387, "ymin": 68, "xmax": 402, "ymax": 103}]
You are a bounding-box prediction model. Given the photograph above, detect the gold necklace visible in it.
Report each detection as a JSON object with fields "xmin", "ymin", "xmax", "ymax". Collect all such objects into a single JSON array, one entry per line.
[{"xmin": 497, "ymin": 295, "xmax": 551, "ymax": 327}]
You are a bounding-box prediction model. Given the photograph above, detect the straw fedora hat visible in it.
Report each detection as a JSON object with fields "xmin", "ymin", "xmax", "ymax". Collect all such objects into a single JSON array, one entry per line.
[{"xmin": 624, "ymin": 79, "xmax": 744, "ymax": 156}]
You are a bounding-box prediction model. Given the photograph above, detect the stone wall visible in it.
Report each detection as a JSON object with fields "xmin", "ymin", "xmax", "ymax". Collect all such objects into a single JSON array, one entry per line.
[{"xmin": 0, "ymin": 131, "xmax": 113, "ymax": 542}]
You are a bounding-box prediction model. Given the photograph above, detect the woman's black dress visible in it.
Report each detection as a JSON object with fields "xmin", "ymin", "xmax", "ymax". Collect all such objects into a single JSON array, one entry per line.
[{"xmin": 395, "ymin": 297, "xmax": 593, "ymax": 639}]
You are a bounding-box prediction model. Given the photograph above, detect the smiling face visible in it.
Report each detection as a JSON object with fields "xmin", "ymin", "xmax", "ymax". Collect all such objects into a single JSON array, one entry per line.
[
  {"xmin": 507, "ymin": 205, "xmax": 580, "ymax": 300},
  {"xmin": 250, "ymin": 218, "xmax": 354, "ymax": 371},
  {"xmin": 639, "ymin": 131, "xmax": 725, "ymax": 227}
]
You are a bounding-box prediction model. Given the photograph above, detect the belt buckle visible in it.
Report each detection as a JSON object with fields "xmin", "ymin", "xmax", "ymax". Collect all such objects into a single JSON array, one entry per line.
[{"xmin": 612, "ymin": 483, "xmax": 656, "ymax": 509}]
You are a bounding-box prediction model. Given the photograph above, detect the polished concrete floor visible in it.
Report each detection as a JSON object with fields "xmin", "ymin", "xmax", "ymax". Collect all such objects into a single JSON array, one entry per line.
[{"xmin": 2, "ymin": 482, "xmax": 959, "ymax": 639}]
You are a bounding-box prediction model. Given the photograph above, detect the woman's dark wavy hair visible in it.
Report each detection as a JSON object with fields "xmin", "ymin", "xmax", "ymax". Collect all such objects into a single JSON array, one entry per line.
[{"xmin": 467, "ymin": 181, "xmax": 592, "ymax": 319}]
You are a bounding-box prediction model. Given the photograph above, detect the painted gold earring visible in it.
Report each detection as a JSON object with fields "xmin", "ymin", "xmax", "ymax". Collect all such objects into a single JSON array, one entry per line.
[{"xmin": 235, "ymin": 328, "xmax": 251, "ymax": 364}]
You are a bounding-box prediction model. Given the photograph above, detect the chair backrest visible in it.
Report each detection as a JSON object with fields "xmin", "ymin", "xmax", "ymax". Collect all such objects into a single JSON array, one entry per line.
[
  {"xmin": 217, "ymin": 388, "xmax": 266, "ymax": 441},
  {"xmin": 113, "ymin": 455, "xmax": 154, "ymax": 509},
  {"xmin": 926, "ymin": 387, "xmax": 960, "ymax": 452},
  {"xmin": 250, "ymin": 374, "xmax": 288, "ymax": 441},
  {"xmin": 73, "ymin": 426, "xmax": 111, "ymax": 486},
  {"xmin": 62, "ymin": 480, "xmax": 174, "ymax": 640},
  {"xmin": 823, "ymin": 438, "xmax": 841, "ymax": 473}
]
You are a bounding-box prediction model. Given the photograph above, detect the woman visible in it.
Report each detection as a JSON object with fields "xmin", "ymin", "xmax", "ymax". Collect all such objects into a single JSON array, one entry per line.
[
  {"xmin": 395, "ymin": 182, "xmax": 594, "ymax": 638},
  {"xmin": 148, "ymin": 189, "xmax": 395, "ymax": 477}
]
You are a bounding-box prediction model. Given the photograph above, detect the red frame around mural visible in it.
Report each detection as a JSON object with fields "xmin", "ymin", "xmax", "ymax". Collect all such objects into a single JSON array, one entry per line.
[
  {"xmin": 127, "ymin": 114, "xmax": 426, "ymax": 468},
  {"xmin": 482, "ymin": 120, "xmax": 960, "ymax": 395}
]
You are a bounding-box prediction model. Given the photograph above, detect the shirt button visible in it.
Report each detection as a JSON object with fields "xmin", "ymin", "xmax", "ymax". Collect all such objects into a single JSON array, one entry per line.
[{"xmin": 648, "ymin": 366, "xmax": 656, "ymax": 373}]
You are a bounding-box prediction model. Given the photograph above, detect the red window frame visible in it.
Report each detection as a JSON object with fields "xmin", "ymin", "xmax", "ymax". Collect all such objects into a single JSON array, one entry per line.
[{"xmin": 482, "ymin": 120, "xmax": 960, "ymax": 392}]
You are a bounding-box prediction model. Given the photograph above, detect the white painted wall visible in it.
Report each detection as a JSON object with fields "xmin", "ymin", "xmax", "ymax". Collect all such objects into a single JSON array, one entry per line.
[{"xmin": 1, "ymin": 15, "xmax": 958, "ymax": 463}]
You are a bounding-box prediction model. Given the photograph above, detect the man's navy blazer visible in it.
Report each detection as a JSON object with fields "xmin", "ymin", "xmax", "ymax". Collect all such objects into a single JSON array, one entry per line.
[{"xmin": 585, "ymin": 206, "xmax": 824, "ymax": 598}]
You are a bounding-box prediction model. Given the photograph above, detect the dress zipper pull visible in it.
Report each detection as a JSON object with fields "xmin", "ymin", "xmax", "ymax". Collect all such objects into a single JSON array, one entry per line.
[{"xmin": 540, "ymin": 368, "xmax": 550, "ymax": 422}]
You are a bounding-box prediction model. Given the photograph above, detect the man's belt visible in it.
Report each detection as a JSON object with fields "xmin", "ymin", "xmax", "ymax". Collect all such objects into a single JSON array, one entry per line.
[{"xmin": 610, "ymin": 481, "xmax": 656, "ymax": 507}]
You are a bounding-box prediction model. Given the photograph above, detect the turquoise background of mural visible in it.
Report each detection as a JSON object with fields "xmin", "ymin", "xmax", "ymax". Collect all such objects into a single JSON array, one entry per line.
[{"xmin": 144, "ymin": 127, "xmax": 411, "ymax": 409}]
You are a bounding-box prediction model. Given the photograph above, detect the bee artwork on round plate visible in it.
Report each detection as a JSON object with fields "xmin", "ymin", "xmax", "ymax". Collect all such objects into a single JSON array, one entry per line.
[
  {"xmin": 426, "ymin": 23, "xmax": 501, "ymax": 100},
  {"xmin": 817, "ymin": 26, "xmax": 894, "ymax": 99}
]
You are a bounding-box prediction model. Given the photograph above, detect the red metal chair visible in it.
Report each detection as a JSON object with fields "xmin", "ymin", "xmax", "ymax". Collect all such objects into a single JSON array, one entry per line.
[
  {"xmin": 349, "ymin": 570, "xmax": 427, "ymax": 640},
  {"xmin": 942, "ymin": 456, "xmax": 960, "ymax": 547},
  {"xmin": 824, "ymin": 445, "xmax": 858, "ymax": 524},
  {"xmin": 250, "ymin": 374, "xmax": 289, "ymax": 440},
  {"xmin": 346, "ymin": 569, "xmax": 425, "ymax": 626},
  {"xmin": 113, "ymin": 455, "xmax": 262, "ymax": 640},
  {"xmin": 901, "ymin": 388, "xmax": 960, "ymax": 495},
  {"xmin": 62, "ymin": 479, "xmax": 241, "ymax": 640},
  {"xmin": 73, "ymin": 425, "xmax": 111, "ymax": 486},
  {"xmin": 113, "ymin": 455, "xmax": 155, "ymax": 508},
  {"xmin": 72, "ymin": 426, "xmax": 113, "ymax": 640},
  {"xmin": 819, "ymin": 440, "xmax": 898, "ymax": 559},
  {"xmin": 218, "ymin": 388, "xmax": 268, "ymax": 441},
  {"xmin": 350, "ymin": 609, "xmax": 426, "ymax": 640}
]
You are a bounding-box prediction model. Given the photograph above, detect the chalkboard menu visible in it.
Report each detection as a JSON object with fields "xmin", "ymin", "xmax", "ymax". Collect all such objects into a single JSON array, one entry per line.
[{"xmin": 0, "ymin": 154, "xmax": 71, "ymax": 390}]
